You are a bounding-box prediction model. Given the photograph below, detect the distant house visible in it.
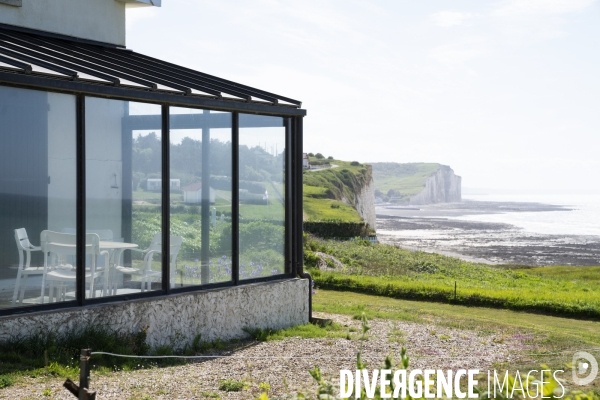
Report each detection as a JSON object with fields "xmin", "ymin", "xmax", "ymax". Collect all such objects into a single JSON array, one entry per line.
[
  {"xmin": 183, "ymin": 183, "xmax": 215, "ymax": 204},
  {"xmin": 147, "ymin": 179, "xmax": 181, "ymax": 192},
  {"xmin": 303, "ymin": 153, "xmax": 310, "ymax": 169}
]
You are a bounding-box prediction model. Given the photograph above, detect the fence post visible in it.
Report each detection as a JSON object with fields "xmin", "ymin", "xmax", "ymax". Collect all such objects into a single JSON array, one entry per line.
[
  {"xmin": 79, "ymin": 348, "xmax": 91, "ymax": 400},
  {"xmin": 64, "ymin": 348, "xmax": 96, "ymax": 399}
]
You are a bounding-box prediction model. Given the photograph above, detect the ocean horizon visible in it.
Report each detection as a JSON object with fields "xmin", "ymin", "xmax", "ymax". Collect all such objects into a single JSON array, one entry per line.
[{"xmin": 458, "ymin": 194, "xmax": 600, "ymax": 237}]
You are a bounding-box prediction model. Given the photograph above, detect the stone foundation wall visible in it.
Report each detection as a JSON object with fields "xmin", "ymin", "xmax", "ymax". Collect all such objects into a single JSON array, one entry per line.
[{"xmin": 0, "ymin": 278, "xmax": 309, "ymax": 348}]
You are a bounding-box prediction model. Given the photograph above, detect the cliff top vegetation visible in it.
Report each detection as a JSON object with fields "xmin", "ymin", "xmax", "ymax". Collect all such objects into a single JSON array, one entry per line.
[
  {"xmin": 303, "ymin": 158, "xmax": 371, "ymax": 222},
  {"xmin": 370, "ymin": 162, "xmax": 441, "ymax": 203}
]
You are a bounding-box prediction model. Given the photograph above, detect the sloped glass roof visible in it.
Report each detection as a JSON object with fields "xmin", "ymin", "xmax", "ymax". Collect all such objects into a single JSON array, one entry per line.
[{"xmin": 0, "ymin": 23, "xmax": 302, "ymax": 107}]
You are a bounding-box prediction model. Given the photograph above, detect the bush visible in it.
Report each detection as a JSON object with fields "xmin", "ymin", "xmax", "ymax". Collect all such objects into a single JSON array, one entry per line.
[
  {"xmin": 304, "ymin": 221, "xmax": 371, "ymax": 238},
  {"xmin": 219, "ymin": 379, "xmax": 247, "ymax": 392},
  {"xmin": 0, "ymin": 375, "xmax": 14, "ymax": 389}
]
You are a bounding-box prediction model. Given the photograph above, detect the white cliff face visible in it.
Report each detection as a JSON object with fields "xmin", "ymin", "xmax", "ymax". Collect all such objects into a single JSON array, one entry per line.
[
  {"xmin": 409, "ymin": 165, "xmax": 461, "ymax": 205},
  {"xmin": 354, "ymin": 173, "xmax": 377, "ymax": 230}
]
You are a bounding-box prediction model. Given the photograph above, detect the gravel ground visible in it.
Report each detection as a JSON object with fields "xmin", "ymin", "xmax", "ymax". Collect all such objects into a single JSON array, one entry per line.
[{"xmin": 0, "ymin": 312, "xmax": 530, "ymax": 399}]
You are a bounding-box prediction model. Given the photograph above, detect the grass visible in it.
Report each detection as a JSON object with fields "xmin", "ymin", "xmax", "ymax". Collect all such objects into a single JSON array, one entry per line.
[
  {"xmin": 303, "ymin": 196, "xmax": 363, "ymax": 222},
  {"xmin": 306, "ymin": 236, "xmax": 600, "ymax": 319},
  {"xmin": 313, "ymin": 289, "xmax": 600, "ymax": 393},
  {"xmin": 303, "ymin": 159, "xmax": 372, "ymax": 221},
  {"xmin": 243, "ymin": 322, "xmax": 351, "ymax": 341}
]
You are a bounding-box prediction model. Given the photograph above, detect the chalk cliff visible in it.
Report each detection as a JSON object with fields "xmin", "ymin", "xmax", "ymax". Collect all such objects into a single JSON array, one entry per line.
[
  {"xmin": 409, "ymin": 165, "xmax": 461, "ymax": 205},
  {"xmin": 354, "ymin": 175, "xmax": 377, "ymax": 230}
]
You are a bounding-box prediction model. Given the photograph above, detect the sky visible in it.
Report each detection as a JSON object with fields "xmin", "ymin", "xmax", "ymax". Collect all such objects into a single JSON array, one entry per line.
[{"xmin": 126, "ymin": 0, "xmax": 600, "ymax": 194}]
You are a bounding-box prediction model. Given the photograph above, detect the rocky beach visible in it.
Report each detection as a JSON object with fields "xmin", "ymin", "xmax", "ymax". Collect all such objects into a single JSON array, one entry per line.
[{"xmin": 376, "ymin": 200, "xmax": 600, "ymax": 266}]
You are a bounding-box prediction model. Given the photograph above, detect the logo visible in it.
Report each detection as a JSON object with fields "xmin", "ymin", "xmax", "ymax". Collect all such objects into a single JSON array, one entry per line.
[{"xmin": 572, "ymin": 351, "xmax": 598, "ymax": 386}]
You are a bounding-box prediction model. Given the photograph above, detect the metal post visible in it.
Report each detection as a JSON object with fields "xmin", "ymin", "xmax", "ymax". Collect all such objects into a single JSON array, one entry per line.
[
  {"xmin": 285, "ymin": 117, "xmax": 292, "ymax": 274},
  {"xmin": 201, "ymin": 109, "xmax": 210, "ymax": 284},
  {"xmin": 232, "ymin": 112, "xmax": 239, "ymax": 285},
  {"xmin": 76, "ymin": 94, "xmax": 85, "ymax": 306},
  {"xmin": 162, "ymin": 104, "xmax": 170, "ymax": 293}
]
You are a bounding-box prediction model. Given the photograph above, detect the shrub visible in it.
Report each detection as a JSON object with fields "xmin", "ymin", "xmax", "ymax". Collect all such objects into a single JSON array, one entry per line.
[
  {"xmin": 0, "ymin": 375, "xmax": 14, "ymax": 389},
  {"xmin": 303, "ymin": 221, "xmax": 370, "ymax": 238},
  {"xmin": 219, "ymin": 379, "xmax": 247, "ymax": 392}
]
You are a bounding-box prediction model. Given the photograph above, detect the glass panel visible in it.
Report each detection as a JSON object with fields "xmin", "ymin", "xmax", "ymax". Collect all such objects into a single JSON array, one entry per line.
[
  {"xmin": 170, "ymin": 108, "xmax": 232, "ymax": 286},
  {"xmin": 239, "ymin": 114, "xmax": 286, "ymax": 280},
  {"xmin": 0, "ymin": 86, "xmax": 76, "ymax": 308},
  {"xmin": 86, "ymin": 98, "xmax": 162, "ymax": 298}
]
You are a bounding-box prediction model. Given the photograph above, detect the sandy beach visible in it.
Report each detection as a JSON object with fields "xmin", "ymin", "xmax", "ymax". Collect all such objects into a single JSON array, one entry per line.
[{"xmin": 376, "ymin": 200, "xmax": 600, "ymax": 266}]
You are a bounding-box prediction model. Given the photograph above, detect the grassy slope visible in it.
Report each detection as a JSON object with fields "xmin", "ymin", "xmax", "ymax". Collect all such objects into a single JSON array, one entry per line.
[
  {"xmin": 371, "ymin": 162, "xmax": 440, "ymax": 202},
  {"xmin": 303, "ymin": 160, "xmax": 371, "ymax": 222},
  {"xmin": 305, "ymin": 237, "xmax": 600, "ymax": 318}
]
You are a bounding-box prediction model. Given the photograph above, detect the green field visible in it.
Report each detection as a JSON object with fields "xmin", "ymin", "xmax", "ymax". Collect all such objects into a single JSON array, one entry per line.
[{"xmin": 306, "ymin": 236, "xmax": 600, "ymax": 319}]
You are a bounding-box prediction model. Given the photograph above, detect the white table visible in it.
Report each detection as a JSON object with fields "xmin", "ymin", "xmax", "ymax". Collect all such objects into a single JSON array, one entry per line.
[{"xmin": 99, "ymin": 241, "xmax": 138, "ymax": 296}]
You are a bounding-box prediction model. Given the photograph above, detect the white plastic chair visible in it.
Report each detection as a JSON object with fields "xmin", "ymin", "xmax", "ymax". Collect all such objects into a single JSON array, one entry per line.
[
  {"xmin": 11, "ymin": 228, "xmax": 43, "ymax": 307},
  {"xmin": 113, "ymin": 233, "xmax": 183, "ymax": 292},
  {"xmin": 40, "ymin": 231, "xmax": 108, "ymax": 303}
]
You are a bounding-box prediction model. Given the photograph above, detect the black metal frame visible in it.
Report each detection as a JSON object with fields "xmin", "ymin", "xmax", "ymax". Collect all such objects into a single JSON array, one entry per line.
[{"xmin": 0, "ymin": 25, "xmax": 306, "ymax": 317}]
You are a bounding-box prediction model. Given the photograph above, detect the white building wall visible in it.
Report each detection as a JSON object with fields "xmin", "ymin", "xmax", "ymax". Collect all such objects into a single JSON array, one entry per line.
[{"xmin": 0, "ymin": 0, "xmax": 126, "ymax": 45}]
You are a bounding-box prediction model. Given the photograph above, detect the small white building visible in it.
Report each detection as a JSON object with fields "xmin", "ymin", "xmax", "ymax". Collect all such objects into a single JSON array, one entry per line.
[
  {"xmin": 183, "ymin": 183, "xmax": 215, "ymax": 204},
  {"xmin": 302, "ymin": 153, "xmax": 310, "ymax": 169},
  {"xmin": 147, "ymin": 179, "xmax": 180, "ymax": 192}
]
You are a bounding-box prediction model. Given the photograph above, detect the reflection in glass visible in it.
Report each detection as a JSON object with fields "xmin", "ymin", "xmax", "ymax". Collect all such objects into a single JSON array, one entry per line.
[
  {"xmin": 239, "ymin": 114, "xmax": 286, "ymax": 280},
  {"xmin": 0, "ymin": 86, "xmax": 76, "ymax": 308},
  {"xmin": 85, "ymin": 98, "xmax": 163, "ymax": 298},
  {"xmin": 169, "ymin": 108, "xmax": 232, "ymax": 286}
]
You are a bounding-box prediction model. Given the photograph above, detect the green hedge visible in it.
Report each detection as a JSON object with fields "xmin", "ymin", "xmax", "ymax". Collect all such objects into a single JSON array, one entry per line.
[
  {"xmin": 303, "ymin": 221, "xmax": 370, "ymax": 238},
  {"xmin": 313, "ymin": 272, "xmax": 600, "ymax": 320}
]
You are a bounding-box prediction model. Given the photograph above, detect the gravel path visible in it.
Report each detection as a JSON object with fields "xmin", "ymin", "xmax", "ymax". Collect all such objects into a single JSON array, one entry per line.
[{"xmin": 0, "ymin": 312, "xmax": 530, "ymax": 399}]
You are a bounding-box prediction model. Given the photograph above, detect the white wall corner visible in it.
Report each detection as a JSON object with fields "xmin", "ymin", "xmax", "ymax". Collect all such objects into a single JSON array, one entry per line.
[
  {"xmin": 0, "ymin": 0, "xmax": 22, "ymax": 7},
  {"xmin": 115, "ymin": 0, "xmax": 161, "ymax": 7}
]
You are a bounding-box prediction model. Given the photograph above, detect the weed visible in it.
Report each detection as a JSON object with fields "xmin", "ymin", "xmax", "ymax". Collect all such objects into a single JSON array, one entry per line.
[
  {"xmin": 0, "ymin": 375, "xmax": 14, "ymax": 389},
  {"xmin": 41, "ymin": 388, "xmax": 51, "ymax": 396},
  {"xmin": 389, "ymin": 328, "xmax": 405, "ymax": 343},
  {"xmin": 258, "ymin": 382, "xmax": 271, "ymax": 392},
  {"xmin": 219, "ymin": 379, "xmax": 247, "ymax": 392},
  {"xmin": 243, "ymin": 327, "xmax": 274, "ymax": 341}
]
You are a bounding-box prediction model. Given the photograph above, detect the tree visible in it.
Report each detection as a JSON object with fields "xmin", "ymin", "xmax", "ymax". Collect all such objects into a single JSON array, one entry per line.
[{"xmin": 315, "ymin": 153, "xmax": 324, "ymax": 159}]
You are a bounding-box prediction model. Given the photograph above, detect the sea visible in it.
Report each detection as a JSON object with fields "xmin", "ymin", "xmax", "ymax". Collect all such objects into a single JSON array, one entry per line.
[{"xmin": 457, "ymin": 194, "xmax": 600, "ymax": 237}]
